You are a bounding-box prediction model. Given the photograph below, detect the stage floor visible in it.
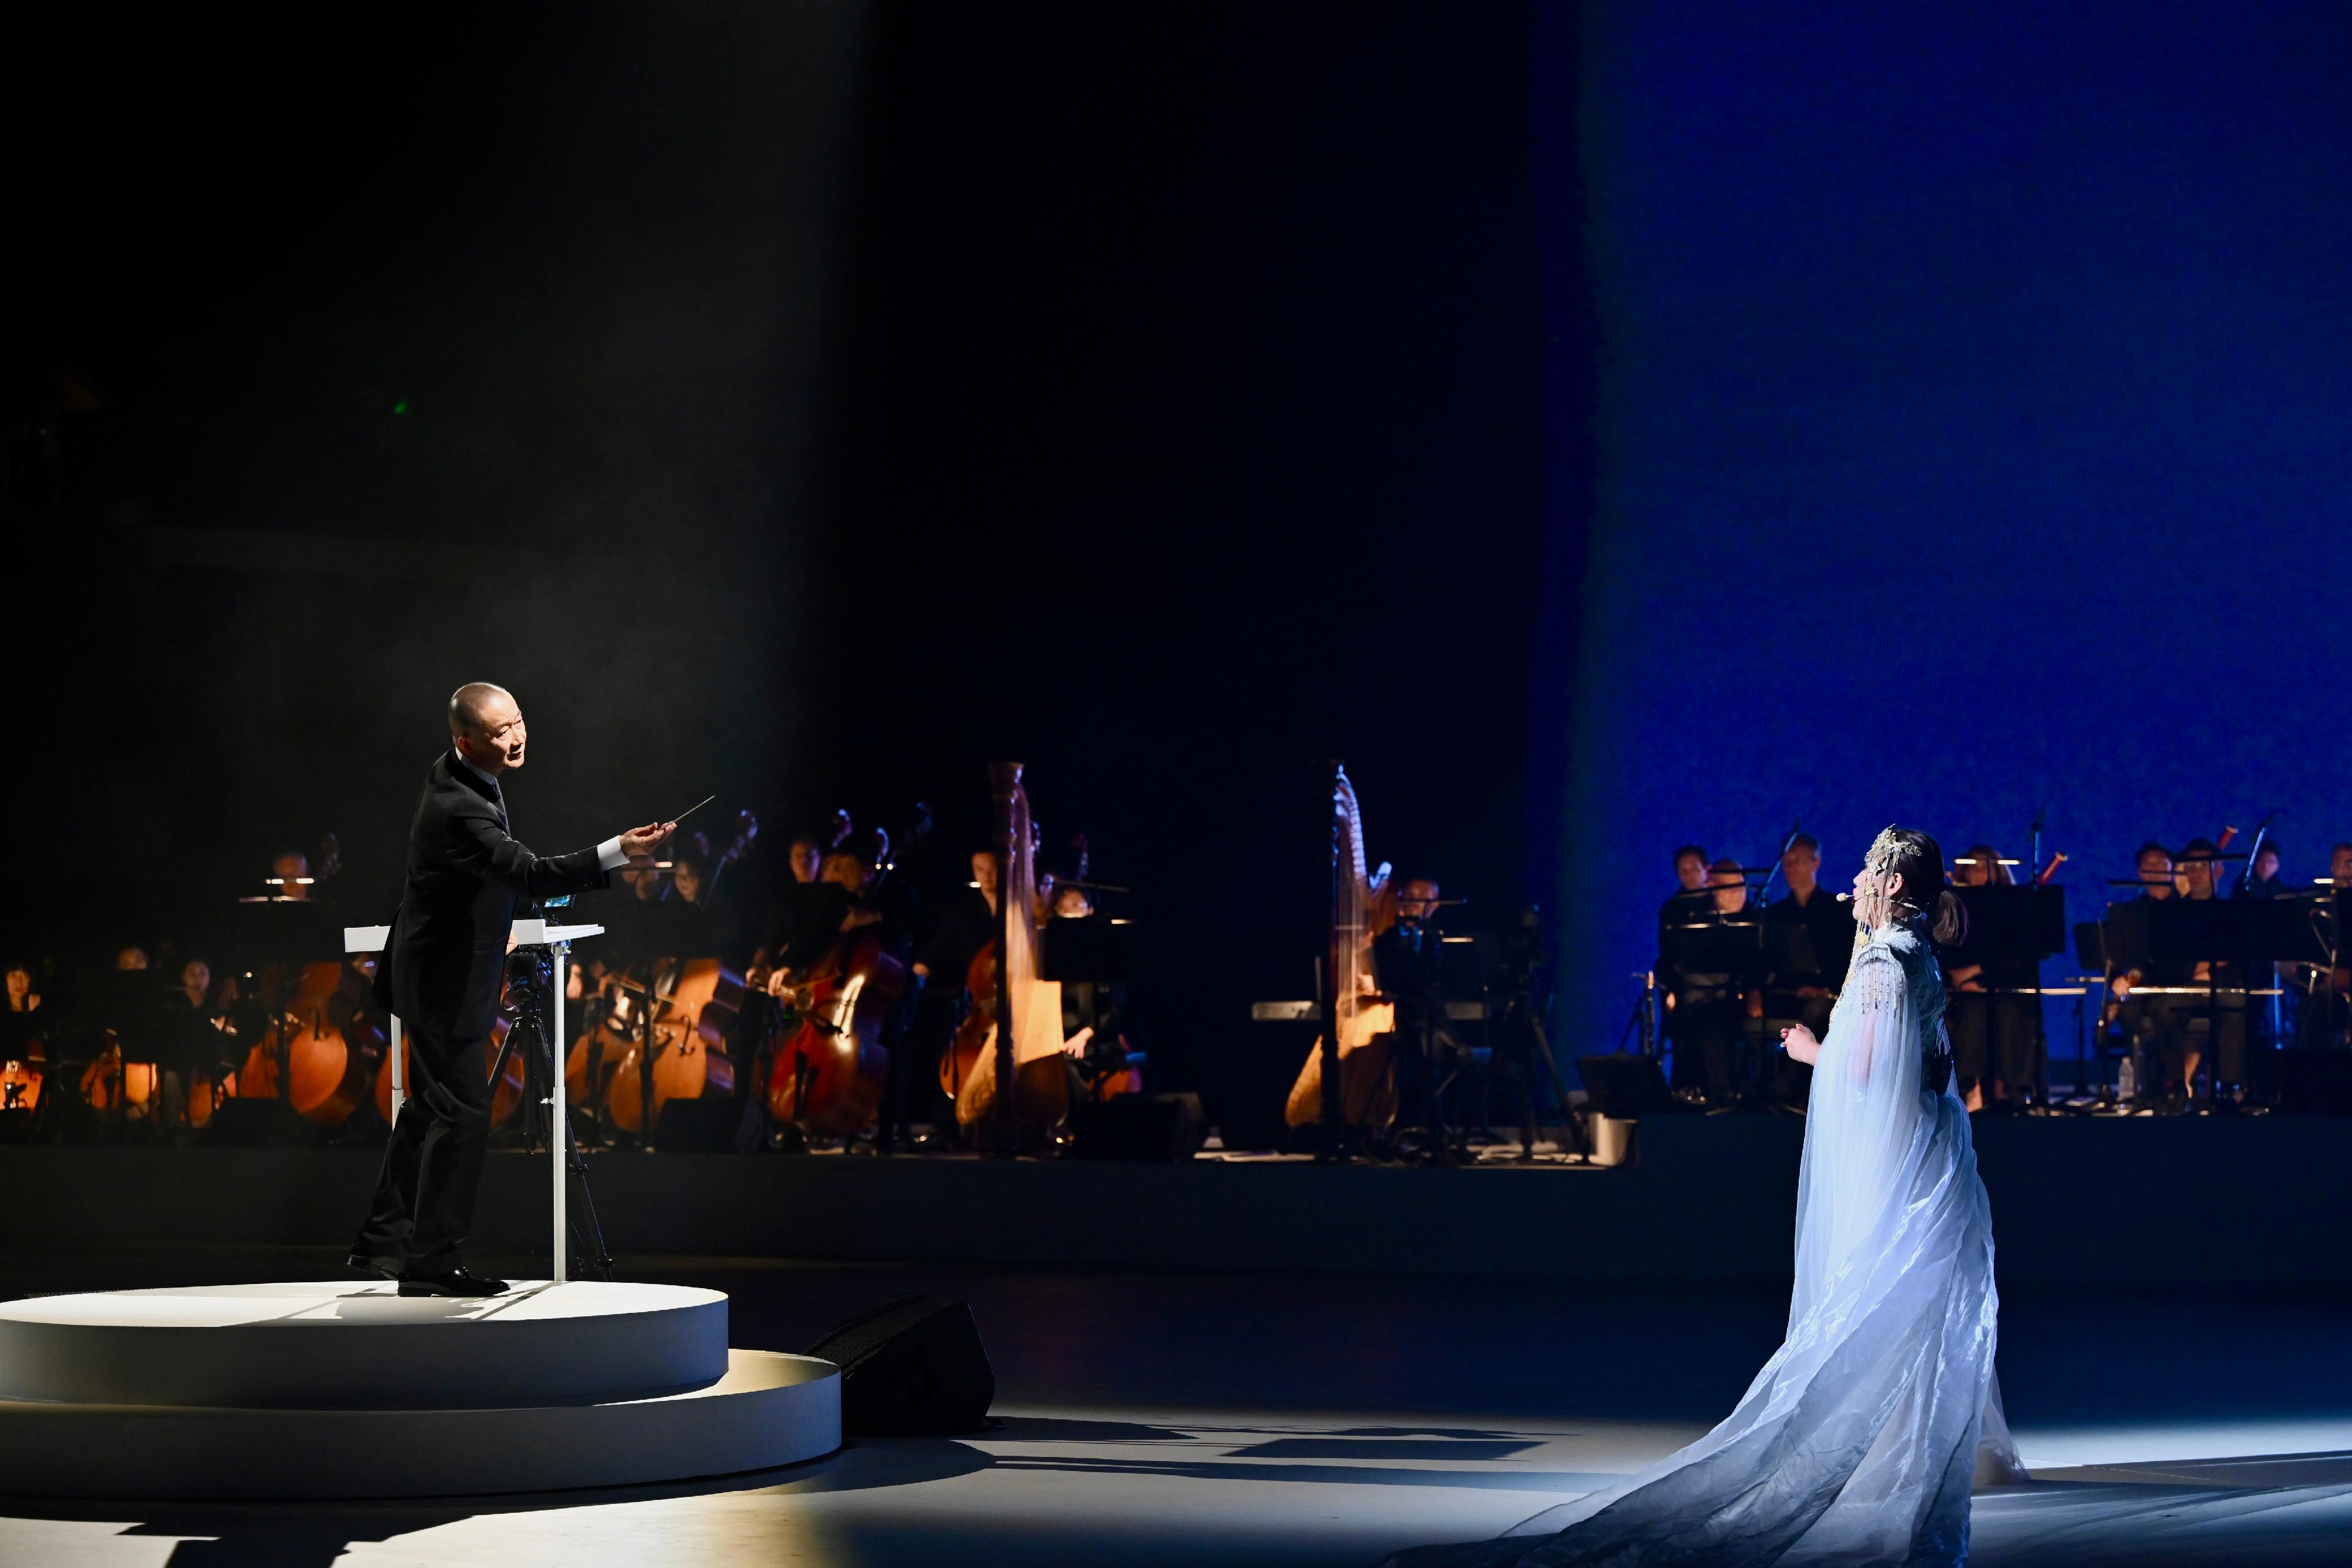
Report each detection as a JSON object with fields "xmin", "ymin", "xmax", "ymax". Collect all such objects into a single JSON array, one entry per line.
[
  {"xmin": 4, "ymin": 1249, "xmax": 2350, "ymax": 1566},
  {"xmin": 9, "ymin": 1110, "xmax": 2350, "ymax": 1289}
]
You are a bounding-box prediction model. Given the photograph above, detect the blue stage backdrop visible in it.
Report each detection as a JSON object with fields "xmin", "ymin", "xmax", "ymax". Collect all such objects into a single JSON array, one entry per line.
[{"xmin": 1541, "ymin": 2, "xmax": 2352, "ymax": 1059}]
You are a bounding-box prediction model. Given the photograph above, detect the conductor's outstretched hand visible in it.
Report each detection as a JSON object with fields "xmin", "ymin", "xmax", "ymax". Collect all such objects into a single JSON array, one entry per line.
[{"xmin": 619, "ymin": 821, "xmax": 677, "ymax": 865}]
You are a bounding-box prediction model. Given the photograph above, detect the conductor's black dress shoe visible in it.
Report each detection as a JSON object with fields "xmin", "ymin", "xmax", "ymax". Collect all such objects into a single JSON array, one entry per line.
[
  {"xmin": 346, "ymin": 1252, "xmax": 403, "ymax": 1282},
  {"xmin": 397, "ymin": 1266, "xmax": 511, "ymax": 1298}
]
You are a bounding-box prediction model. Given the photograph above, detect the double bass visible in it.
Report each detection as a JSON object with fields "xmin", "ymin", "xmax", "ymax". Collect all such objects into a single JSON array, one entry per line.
[
  {"xmin": 564, "ymin": 811, "xmax": 757, "ymax": 1138},
  {"xmin": 372, "ymin": 1000, "xmax": 528, "ymax": 1129},
  {"xmin": 1284, "ymin": 763, "xmax": 1399, "ymax": 1136},
  {"xmin": 236, "ymin": 961, "xmax": 383, "ymax": 1128},
  {"xmin": 602, "ymin": 957, "xmax": 743, "ymax": 1136},
  {"xmin": 764, "ymin": 806, "xmax": 930, "ymax": 1135}
]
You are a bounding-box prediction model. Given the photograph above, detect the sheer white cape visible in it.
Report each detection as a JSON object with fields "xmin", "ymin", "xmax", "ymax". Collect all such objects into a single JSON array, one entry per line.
[{"xmin": 1391, "ymin": 922, "xmax": 2023, "ymax": 1568}]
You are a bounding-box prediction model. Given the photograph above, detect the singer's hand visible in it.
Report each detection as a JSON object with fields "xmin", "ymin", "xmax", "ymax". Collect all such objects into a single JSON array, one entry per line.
[
  {"xmin": 619, "ymin": 821, "xmax": 676, "ymax": 866},
  {"xmin": 1781, "ymin": 1024, "xmax": 1820, "ymax": 1065}
]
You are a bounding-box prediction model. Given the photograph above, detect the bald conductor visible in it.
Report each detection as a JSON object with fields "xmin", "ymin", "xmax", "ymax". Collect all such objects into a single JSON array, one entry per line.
[{"xmin": 350, "ymin": 683, "xmax": 673, "ymax": 1297}]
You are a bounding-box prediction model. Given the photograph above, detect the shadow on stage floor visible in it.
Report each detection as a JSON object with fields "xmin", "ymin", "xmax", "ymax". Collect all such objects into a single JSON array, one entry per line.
[{"xmin": 5, "ymin": 1249, "xmax": 2352, "ymax": 1566}]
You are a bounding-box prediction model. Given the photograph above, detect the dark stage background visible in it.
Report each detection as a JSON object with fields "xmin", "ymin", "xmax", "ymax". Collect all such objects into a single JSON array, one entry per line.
[
  {"xmin": 15, "ymin": 3, "xmax": 2349, "ymax": 1136},
  {"xmin": 1547, "ymin": 2, "xmax": 2352, "ymax": 1055},
  {"xmin": 7, "ymin": 2, "xmax": 1552, "ymax": 1146}
]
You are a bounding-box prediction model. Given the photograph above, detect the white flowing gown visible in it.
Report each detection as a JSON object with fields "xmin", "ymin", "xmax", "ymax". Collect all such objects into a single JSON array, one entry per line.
[{"xmin": 1392, "ymin": 922, "xmax": 2023, "ymax": 1568}]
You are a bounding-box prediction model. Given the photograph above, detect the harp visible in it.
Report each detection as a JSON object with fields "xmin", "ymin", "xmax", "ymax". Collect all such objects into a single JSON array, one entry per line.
[
  {"xmin": 956, "ymin": 761, "xmax": 1071, "ymax": 1145},
  {"xmin": 1284, "ymin": 763, "xmax": 1397, "ymax": 1140}
]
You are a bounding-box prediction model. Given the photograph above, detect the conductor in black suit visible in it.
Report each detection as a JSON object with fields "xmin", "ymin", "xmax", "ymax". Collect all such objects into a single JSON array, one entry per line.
[{"xmin": 350, "ymin": 682, "xmax": 673, "ymax": 1296}]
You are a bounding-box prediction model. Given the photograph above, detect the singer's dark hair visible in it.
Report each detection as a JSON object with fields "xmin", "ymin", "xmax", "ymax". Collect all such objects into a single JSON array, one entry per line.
[{"xmin": 1877, "ymin": 826, "xmax": 1966, "ymax": 947}]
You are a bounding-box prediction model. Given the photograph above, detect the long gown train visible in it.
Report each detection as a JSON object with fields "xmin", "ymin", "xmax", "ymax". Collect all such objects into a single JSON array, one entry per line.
[{"xmin": 1388, "ymin": 924, "xmax": 2024, "ymax": 1568}]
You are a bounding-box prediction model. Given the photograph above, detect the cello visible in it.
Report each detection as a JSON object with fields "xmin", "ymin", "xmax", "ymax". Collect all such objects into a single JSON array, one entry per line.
[{"xmin": 765, "ymin": 805, "xmax": 930, "ymax": 1135}]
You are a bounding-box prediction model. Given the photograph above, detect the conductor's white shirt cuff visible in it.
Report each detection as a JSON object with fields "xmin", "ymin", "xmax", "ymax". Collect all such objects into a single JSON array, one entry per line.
[{"xmin": 596, "ymin": 837, "xmax": 627, "ymax": 871}]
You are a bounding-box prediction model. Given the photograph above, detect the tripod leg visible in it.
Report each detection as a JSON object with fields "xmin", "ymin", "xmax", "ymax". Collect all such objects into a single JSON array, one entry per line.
[
  {"xmin": 1528, "ymin": 1017, "xmax": 1585, "ymax": 1156},
  {"xmin": 562, "ymin": 1101, "xmax": 616, "ymax": 1281}
]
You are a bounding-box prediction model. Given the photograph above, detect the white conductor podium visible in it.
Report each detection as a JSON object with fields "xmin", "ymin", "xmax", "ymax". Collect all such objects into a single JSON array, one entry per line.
[
  {"xmin": 345, "ymin": 915, "xmax": 604, "ymax": 1283},
  {"xmin": 0, "ymin": 919, "xmax": 843, "ymax": 1500}
]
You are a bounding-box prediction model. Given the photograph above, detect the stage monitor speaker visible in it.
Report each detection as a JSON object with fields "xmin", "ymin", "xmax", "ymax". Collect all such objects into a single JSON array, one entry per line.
[
  {"xmin": 2259, "ymin": 1048, "xmax": 2352, "ymax": 1115},
  {"xmin": 1073, "ymin": 1092, "xmax": 1204, "ymax": 1161},
  {"xmin": 1576, "ymin": 1054, "xmax": 1680, "ymax": 1119},
  {"xmin": 653, "ymin": 1095, "xmax": 739, "ymax": 1152},
  {"xmin": 805, "ymin": 1293, "xmax": 995, "ymax": 1436},
  {"xmin": 202, "ymin": 1098, "xmax": 311, "ymax": 1146}
]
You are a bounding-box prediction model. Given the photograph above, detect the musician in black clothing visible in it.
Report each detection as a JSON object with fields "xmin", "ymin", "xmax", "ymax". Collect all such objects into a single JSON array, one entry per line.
[
  {"xmin": 2172, "ymin": 835, "xmax": 2250, "ymax": 1096},
  {"xmin": 2112, "ymin": 841, "xmax": 2191, "ymax": 1106},
  {"xmin": 1373, "ymin": 876, "xmax": 1456, "ymax": 1160},
  {"xmin": 2247, "ymin": 842, "xmax": 2291, "ymax": 898},
  {"xmin": 1758, "ymin": 834, "xmax": 1850, "ymax": 1105},
  {"xmin": 753, "ymin": 834, "xmax": 851, "ymax": 984},
  {"xmin": 1945, "ymin": 844, "xmax": 2037, "ymax": 1111},
  {"xmin": 913, "ymin": 850, "xmax": 1000, "ymax": 989},
  {"xmin": 1663, "ymin": 858, "xmax": 1750, "ymax": 1102},
  {"xmin": 1655, "ymin": 843, "xmax": 1714, "ymax": 1039},
  {"xmin": 350, "ymin": 683, "xmax": 672, "ymax": 1297}
]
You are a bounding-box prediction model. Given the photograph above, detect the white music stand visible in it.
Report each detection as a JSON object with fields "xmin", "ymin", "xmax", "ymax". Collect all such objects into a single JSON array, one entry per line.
[{"xmin": 344, "ymin": 919, "xmax": 605, "ymax": 1285}]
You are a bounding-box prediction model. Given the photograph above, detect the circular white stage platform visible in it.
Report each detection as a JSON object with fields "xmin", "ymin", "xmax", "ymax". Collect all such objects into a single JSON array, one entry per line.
[{"xmin": 0, "ymin": 1282, "xmax": 840, "ymax": 1499}]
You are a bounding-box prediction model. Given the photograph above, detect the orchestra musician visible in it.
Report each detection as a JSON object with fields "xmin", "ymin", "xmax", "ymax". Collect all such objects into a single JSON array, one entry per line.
[
  {"xmin": 1, "ymin": 962, "xmax": 41, "ymax": 1079},
  {"xmin": 270, "ymin": 850, "xmax": 313, "ymax": 901},
  {"xmin": 901, "ymin": 849, "xmax": 1000, "ymax": 1121},
  {"xmin": 1372, "ymin": 875, "xmax": 1455, "ymax": 1160},
  {"xmin": 663, "ymin": 850, "xmax": 740, "ymax": 959},
  {"xmin": 1756, "ymin": 834, "xmax": 1850, "ymax": 1105},
  {"xmin": 913, "ymin": 850, "xmax": 999, "ymax": 990},
  {"xmin": 2174, "ymin": 836, "xmax": 2248, "ymax": 1097},
  {"xmin": 4, "ymin": 962, "xmax": 39, "ymax": 1016},
  {"xmin": 2110, "ymin": 841, "xmax": 2190, "ymax": 1108},
  {"xmin": 349, "ymin": 682, "xmax": 673, "ymax": 1298},
  {"xmin": 2247, "ymin": 842, "xmax": 2291, "ymax": 898},
  {"xmin": 1662, "ymin": 858, "xmax": 1749, "ymax": 1104},
  {"xmin": 750, "ymin": 832, "xmax": 844, "ymax": 985},
  {"xmin": 824, "ymin": 842, "xmax": 923, "ymax": 1151},
  {"xmin": 1945, "ymin": 845, "xmax": 2036, "ymax": 1112}
]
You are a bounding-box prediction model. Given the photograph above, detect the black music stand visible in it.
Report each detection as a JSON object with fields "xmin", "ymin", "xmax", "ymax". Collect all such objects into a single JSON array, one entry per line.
[
  {"xmin": 1043, "ymin": 912, "xmax": 1128, "ymax": 1076},
  {"xmin": 2106, "ymin": 898, "xmax": 2300, "ymax": 1109},
  {"xmin": 219, "ymin": 897, "xmax": 351, "ymax": 1143},
  {"xmin": 1656, "ymin": 916, "xmax": 1766, "ymax": 1103},
  {"xmin": 1946, "ymin": 884, "xmax": 2066, "ymax": 1105}
]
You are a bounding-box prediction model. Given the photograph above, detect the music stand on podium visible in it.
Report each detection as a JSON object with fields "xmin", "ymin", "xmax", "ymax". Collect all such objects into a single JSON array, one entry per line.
[
  {"xmin": 1947, "ymin": 884, "xmax": 2068, "ymax": 1104},
  {"xmin": 345, "ymin": 915, "xmax": 606, "ymax": 1283}
]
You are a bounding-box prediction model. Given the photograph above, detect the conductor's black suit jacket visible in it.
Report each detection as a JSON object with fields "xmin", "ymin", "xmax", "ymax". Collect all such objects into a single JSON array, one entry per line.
[{"xmin": 371, "ymin": 751, "xmax": 612, "ymax": 1040}]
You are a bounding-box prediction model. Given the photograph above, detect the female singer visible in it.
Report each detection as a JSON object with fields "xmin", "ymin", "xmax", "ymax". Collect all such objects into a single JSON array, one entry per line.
[{"xmin": 1387, "ymin": 827, "xmax": 2022, "ymax": 1568}]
